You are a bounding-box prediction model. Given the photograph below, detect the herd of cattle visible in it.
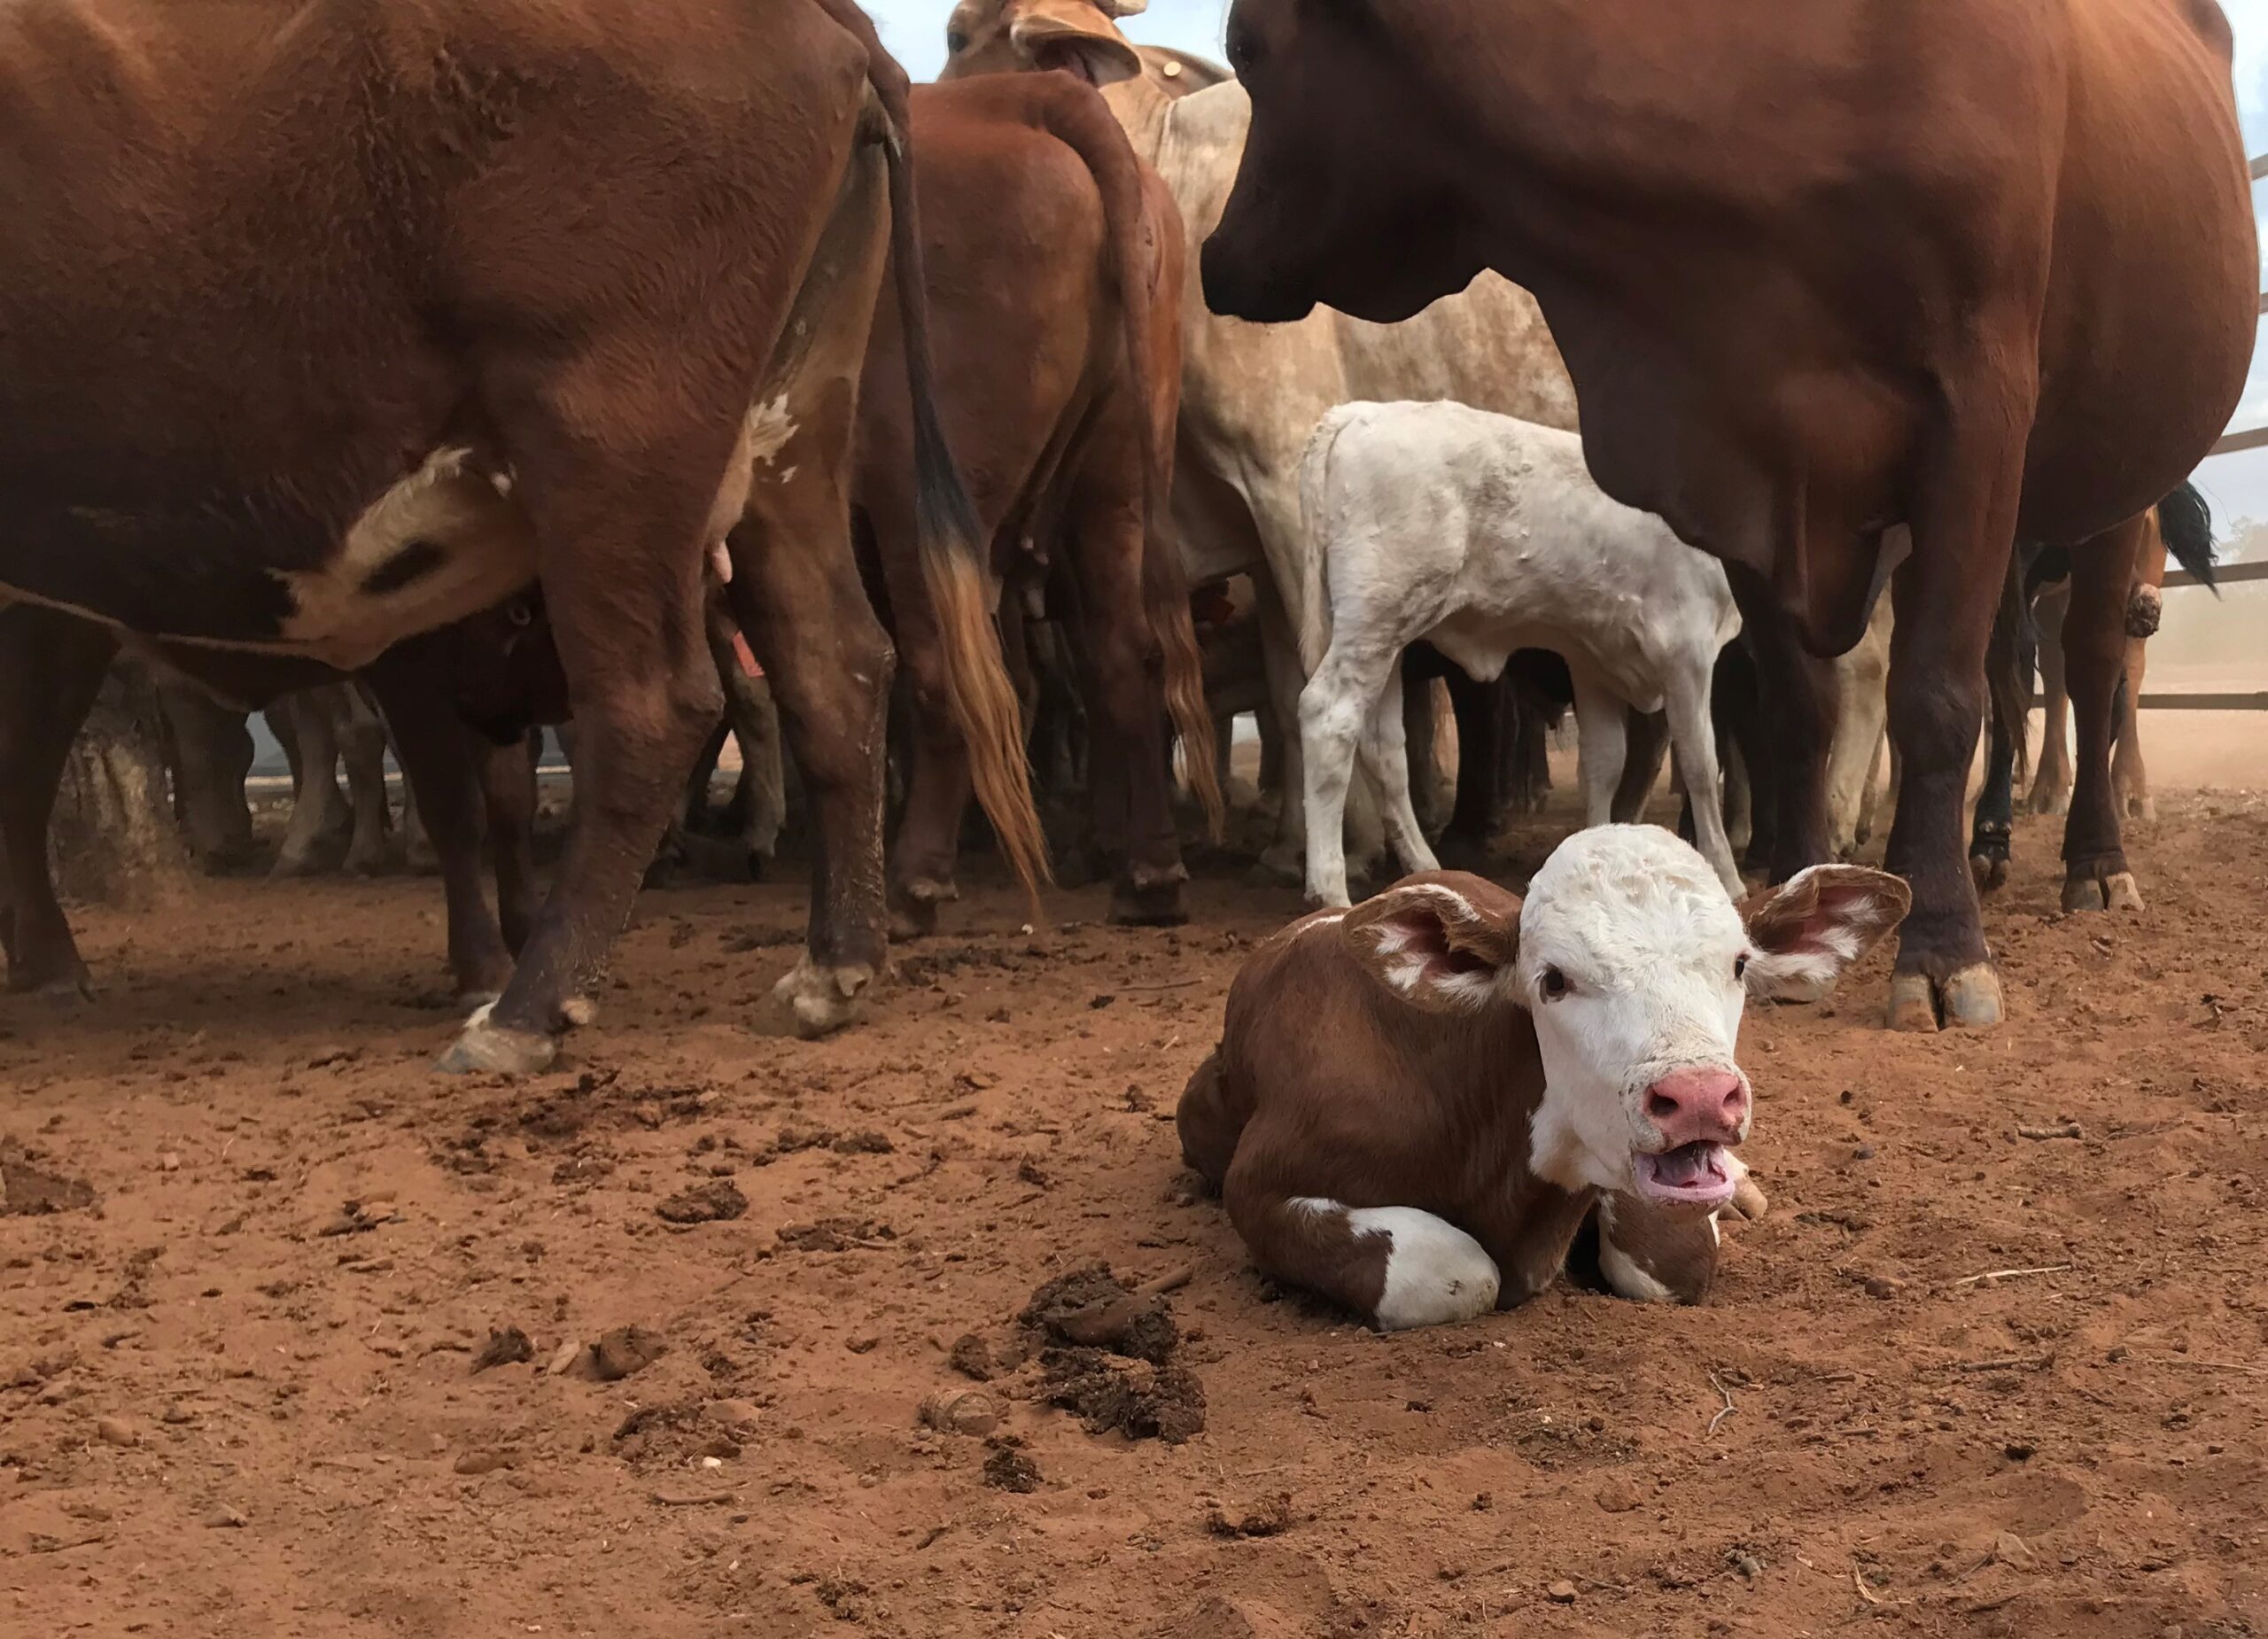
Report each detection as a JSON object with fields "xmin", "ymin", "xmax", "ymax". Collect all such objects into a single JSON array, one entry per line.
[{"xmin": 0, "ymin": 0, "xmax": 2249, "ymax": 1138}]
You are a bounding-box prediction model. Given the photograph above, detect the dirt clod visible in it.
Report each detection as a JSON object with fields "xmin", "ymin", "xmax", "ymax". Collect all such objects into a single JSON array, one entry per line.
[
  {"xmin": 1021, "ymin": 1264, "xmax": 1177, "ymax": 1365},
  {"xmin": 1205, "ymin": 1493, "xmax": 1293, "ymax": 1538},
  {"xmin": 1546, "ymin": 1581, "xmax": 1579, "ymax": 1604},
  {"xmin": 1038, "ymin": 1348, "xmax": 1206, "ymax": 1444},
  {"xmin": 470, "ymin": 1326, "xmax": 534, "ymax": 1373},
  {"xmin": 590, "ymin": 1326, "xmax": 669, "ymax": 1382},
  {"xmin": 947, "ymin": 1333, "xmax": 994, "ymax": 1382},
  {"xmin": 775, "ymin": 1217, "xmax": 889, "ymax": 1254},
  {"xmin": 655, "ymin": 1179, "xmax": 748, "ymax": 1224},
  {"xmin": 0, "ymin": 1146, "xmax": 94, "ymax": 1216},
  {"xmin": 983, "ymin": 1436, "xmax": 1041, "ymax": 1494},
  {"xmin": 919, "ymin": 1388, "xmax": 1004, "ymax": 1438}
]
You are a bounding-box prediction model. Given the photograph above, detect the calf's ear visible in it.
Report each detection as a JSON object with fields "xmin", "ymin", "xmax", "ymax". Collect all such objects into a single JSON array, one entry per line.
[
  {"xmin": 1343, "ymin": 879, "xmax": 1518, "ymax": 1012},
  {"xmin": 1742, "ymin": 866, "xmax": 1911, "ymax": 999}
]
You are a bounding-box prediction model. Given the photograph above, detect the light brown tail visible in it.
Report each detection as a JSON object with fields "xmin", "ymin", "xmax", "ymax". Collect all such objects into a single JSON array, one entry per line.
[
  {"xmin": 845, "ymin": 15, "xmax": 1051, "ymax": 903},
  {"xmin": 1028, "ymin": 75, "xmax": 1223, "ymax": 840}
]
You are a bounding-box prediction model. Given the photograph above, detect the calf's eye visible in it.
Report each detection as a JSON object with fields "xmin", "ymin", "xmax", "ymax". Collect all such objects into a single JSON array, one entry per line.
[
  {"xmin": 946, "ymin": 27, "xmax": 970, "ymax": 53},
  {"xmin": 1735, "ymin": 955, "xmax": 1749, "ymax": 981},
  {"xmin": 1539, "ymin": 967, "xmax": 1570, "ymax": 1001}
]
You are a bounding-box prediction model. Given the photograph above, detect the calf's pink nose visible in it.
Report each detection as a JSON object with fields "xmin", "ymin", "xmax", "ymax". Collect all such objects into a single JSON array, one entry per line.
[{"xmin": 1643, "ymin": 1067, "xmax": 1749, "ymax": 1144}]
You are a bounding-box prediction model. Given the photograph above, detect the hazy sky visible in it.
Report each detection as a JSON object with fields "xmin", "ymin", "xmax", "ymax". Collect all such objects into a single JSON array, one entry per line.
[{"xmin": 874, "ymin": 0, "xmax": 2268, "ymax": 522}]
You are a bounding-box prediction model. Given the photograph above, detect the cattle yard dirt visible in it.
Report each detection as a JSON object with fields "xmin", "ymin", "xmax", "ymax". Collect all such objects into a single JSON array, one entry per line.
[{"xmin": 4, "ymin": 788, "xmax": 2266, "ymax": 1639}]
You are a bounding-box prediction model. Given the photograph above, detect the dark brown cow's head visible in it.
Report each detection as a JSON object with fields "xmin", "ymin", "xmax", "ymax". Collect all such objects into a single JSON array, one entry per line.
[{"xmin": 1201, "ymin": 0, "xmax": 1481, "ymax": 326}]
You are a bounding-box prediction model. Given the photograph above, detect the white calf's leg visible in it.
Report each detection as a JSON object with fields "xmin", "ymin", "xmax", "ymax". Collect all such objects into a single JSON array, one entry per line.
[
  {"xmin": 1355, "ymin": 656, "xmax": 1442, "ymax": 880},
  {"xmin": 1665, "ymin": 661, "xmax": 1744, "ymax": 897},
  {"xmin": 1570, "ymin": 670, "xmax": 1629, "ymax": 831},
  {"xmin": 1298, "ymin": 640, "xmax": 1393, "ymax": 908}
]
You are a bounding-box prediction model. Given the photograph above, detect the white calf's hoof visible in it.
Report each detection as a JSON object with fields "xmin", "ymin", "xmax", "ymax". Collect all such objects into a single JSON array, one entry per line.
[
  {"xmin": 763, "ymin": 958, "xmax": 874, "ymax": 1040},
  {"xmin": 1347, "ymin": 1207, "xmax": 1501, "ymax": 1331}
]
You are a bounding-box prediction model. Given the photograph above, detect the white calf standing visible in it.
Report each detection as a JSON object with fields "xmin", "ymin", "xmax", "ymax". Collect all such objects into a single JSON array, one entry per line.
[{"xmin": 1296, "ymin": 400, "xmax": 1745, "ymax": 907}]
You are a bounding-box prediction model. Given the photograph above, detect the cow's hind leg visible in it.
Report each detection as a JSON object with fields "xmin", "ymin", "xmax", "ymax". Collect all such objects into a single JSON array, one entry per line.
[
  {"xmin": 732, "ymin": 463, "xmax": 895, "ymax": 1038},
  {"xmin": 338, "ymin": 687, "xmax": 400, "ymax": 875},
  {"xmin": 1883, "ymin": 381, "xmax": 2028, "ymax": 1032},
  {"xmin": 0, "ymin": 606, "xmax": 116, "ymax": 998},
  {"xmin": 1569, "ymin": 669, "xmax": 1628, "ymax": 831},
  {"xmin": 2112, "ymin": 633, "xmax": 2151, "ymax": 820},
  {"xmin": 272, "ymin": 691, "xmax": 350, "ymax": 877},
  {"xmin": 1296, "ymin": 635, "xmax": 1396, "ymax": 909},
  {"xmin": 1665, "ymin": 661, "xmax": 1743, "ymax": 900},
  {"xmin": 480, "ymin": 730, "xmax": 542, "ymax": 956},
  {"xmin": 2025, "ymin": 580, "xmax": 2073, "ymax": 813},
  {"xmin": 1226, "ymin": 1156, "xmax": 1499, "ymax": 1332},
  {"xmin": 363, "ymin": 660, "xmax": 517, "ymax": 1008},
  {"xmin": 2059, "ymin": 517, "xmax": 2149, "ymax": 914},
  {"xmin": 1355, "ymin": 655, "xmax": 1441, "ymax": 882}
]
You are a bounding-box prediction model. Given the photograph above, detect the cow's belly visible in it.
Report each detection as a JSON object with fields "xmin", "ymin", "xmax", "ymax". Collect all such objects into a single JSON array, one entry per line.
[{"xmin": 0, "ymin": 449, "xmax": 539, "ymax": 673}]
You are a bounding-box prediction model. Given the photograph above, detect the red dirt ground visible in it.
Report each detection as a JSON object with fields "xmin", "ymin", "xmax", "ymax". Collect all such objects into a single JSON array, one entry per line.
[{"xmin": 4, "ymin": 790, "xmax": 2265, "ymax": 1638}]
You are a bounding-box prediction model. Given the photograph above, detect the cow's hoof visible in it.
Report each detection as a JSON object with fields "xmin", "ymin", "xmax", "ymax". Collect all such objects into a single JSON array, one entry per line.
[
  {"xmin": 1303, "ymin": 882, "xmax": 1355, "ymax": 912},
  {"xmin": 1108, "ymin": 874, "xmax": 1188, "ymax": 928},
  {"xmin": 762, "ymin": 957, "xmax": 873, "ymax": 1040},
  {"xmin": 2126, "ymin": 796, "xmax": 2156, "ymax": 823},
  {"xmin": 2062, "ymin": 871, "xmax": 2143, "ymax": 913},
  {"xmin": 888, "ymin": 879, "xmax": 955, "ymax": 941},
  {"xmin": 1247, "ymin": 844, "xmax": 1303, "ymax": 888},
  {"xmin": 437, "ymin": 1006, "xmax": 558, "ymax": 1076},
  {"xmin": 345, "ymin": 836, "xmax": 402, "ymax": 876},
  {"xmin": 1726, "ymin": 1171, "xmax": 1770, "ymax": 1222},
  {"xmin": 1940, "ymin": 963, "xmax": 2004, "ymax": 1029},
  {"xmin": 1886, "ymin": 972, "xmax": 1940, "ymax": 1033},
  {"xmin": 451, "ymin": 987, "xmax": 505, "ymax": 1016},
  {"xmin": 2026, "ymin": 788, "xmax": 2071, "ymax": 817},
  {"xmin": 1969, "ymin": 851, "xmax": 2008, "ymax": 893}
]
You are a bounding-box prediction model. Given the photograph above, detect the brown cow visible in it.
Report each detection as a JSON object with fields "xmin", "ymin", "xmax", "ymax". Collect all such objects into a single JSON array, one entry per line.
[
  {"xmin": 1177, "ymin": 830, "xmax": 1907, "ymax": 1328},
  {"xmin": 859, "ymin": 73, "xmax": 1219, "ymax": 933},
  {"xmin": 1198, "ymin": 0, "xmax": 2256, "ymax": 1033},
  {"xmin": 0, "ymin": 0, "xmax": 1038, "ymax": 1068}
]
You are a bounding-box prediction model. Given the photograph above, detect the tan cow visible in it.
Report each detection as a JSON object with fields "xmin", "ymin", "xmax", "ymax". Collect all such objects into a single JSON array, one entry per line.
[{"xmin": 941, "ymin": 2, "xmax": 1575, "ymax": 881}]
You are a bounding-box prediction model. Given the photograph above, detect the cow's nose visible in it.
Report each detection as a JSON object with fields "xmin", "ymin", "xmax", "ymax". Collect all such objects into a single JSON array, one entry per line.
[{"xmin": 1643, "ymin": 1068, "xmax": 1750, "ymax": 1144}]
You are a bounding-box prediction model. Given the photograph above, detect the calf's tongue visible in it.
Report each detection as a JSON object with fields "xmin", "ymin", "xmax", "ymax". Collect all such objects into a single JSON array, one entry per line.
[{"xmin": 1652, "ymin": 1142, "xmax": 1718, "ymax": 1187}]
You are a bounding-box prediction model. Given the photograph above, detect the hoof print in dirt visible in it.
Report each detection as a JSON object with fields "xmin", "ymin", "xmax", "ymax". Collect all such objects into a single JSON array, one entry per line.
[
  {"xmin": 470, "ymin": 1325, "xmax": 535, "ymax": 1373},
  {"xmin": 590, "ymin": 1324, "xmax": 670, "ymax": 1382},
  {"xmin": 0, "ymin": 1143, "xmax": 94, "ymax": 1216},
  {"xmin": 1204, "ymin": 1492, "xmax": 1294, "ymax": 1539},
  {"xmin": 656, "ymin": 1178, "xmax": 749, "ymax": 1225},
  {"xmin": 983, "ymin": 1435, "xmax": 1042, "ymax": 1493},
  {"xmin": 613, "ymin": 1402, "xmax": 744, "ymax": 1468}
]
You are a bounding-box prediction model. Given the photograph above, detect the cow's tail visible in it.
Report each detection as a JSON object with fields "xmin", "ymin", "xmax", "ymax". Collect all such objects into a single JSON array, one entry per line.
[
  {"xmin": 1986, "ymin": 546, "xmax": 2033, "ymax": 788},
  {"xmin": 1031, "ymin": 76, "xmax": 1223, "ymax": 838},
  {"xmin": 858, "ymin": 43, "xmax": 1049, "ymax": 904},
  {"xmin": 1294, "ymin": 405, "xmax": 1359, "ymax": 678},
  {"xmin": 2155, "ymin": 480, "xmax": 2218, "ymax": 593}
]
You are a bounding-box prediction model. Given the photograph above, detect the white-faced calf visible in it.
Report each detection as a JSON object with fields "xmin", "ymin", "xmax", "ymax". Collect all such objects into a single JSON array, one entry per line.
[{"xmin": 1177, "ymin": 827, "xmax": 1908, "ymax": 1329}]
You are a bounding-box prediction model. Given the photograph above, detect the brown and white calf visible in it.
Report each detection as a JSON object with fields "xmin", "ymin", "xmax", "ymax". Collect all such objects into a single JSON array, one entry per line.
[{"xmin": 1177, "ymin": 827, "xmax": 1907, "ymax": 1329}]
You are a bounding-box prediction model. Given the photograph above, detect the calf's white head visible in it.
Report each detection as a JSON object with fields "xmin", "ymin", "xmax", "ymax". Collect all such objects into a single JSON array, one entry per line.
[{"xmin": 1346, "ymin": 827, "xmax": 1908, "ymax": 1212}]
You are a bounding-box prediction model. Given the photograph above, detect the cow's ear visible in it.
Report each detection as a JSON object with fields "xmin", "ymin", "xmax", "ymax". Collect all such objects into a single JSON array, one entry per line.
[
  {"xmin": 1008, "ymin": 0, "xmax": 1144, "ymax": 83},
  {"xmin": 1343, "ymin": 879, "xmax": 1518, "ymax": 1012},
  {"xmin": 1742, "ymin": 866, "xmax": 1910, "ymax": 999}
]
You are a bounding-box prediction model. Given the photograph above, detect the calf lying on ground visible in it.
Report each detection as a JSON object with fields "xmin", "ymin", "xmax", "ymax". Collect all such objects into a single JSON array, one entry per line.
[
  {"xmin": 1295, "ymin": 400, "xmax": 1744, "ymax": 908},
  {"xmin": 1177, "ymin": 827, "xmax": 1907, "ymax": 1329}
]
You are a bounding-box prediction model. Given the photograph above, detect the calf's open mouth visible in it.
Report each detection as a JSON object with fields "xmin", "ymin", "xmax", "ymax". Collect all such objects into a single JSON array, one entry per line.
[{"xmin": 1633, "ymin": 1141, "xmax": 1736, "ymax": 1208}]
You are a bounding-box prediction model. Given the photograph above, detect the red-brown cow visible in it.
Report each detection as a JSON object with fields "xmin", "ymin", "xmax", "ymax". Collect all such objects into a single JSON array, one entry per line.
[
  {"xmin": 0, "ymin": 0, "xmax": 1037, "ymax": 1068},
  {"xmin": 1197, "ymin": 0, "xmax": 2256, "ymax": 1034},
  {"xmin": 858, "ymin": 73, "xmax": 1219, "ymax": 932},
  {"xmin": 1178, "ymin": 830, "xmax": 1907, "ymax": 1328}
]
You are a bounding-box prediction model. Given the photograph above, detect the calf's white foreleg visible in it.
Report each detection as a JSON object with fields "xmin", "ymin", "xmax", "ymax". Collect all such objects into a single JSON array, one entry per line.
[{"xmin": 1297, "ymin": 636, "xmax": 1394, "ymax": 908}]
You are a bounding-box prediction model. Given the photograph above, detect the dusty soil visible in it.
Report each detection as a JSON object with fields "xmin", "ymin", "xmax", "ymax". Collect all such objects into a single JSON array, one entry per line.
[{"xmin": 4, "ymin": 788, "xmax": 2266, "ymax": 1638}]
